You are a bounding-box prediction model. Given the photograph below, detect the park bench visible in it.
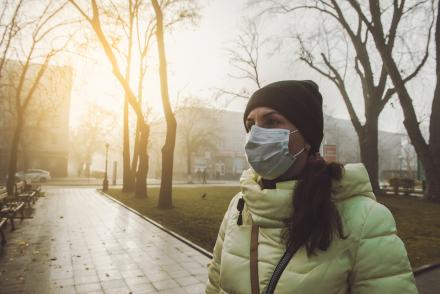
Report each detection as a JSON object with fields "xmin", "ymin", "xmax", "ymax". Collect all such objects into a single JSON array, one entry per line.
[
  {"xmin": 27, "ymin": 182, "xmax": 41, "ymax": 197},
  {"xmin": 0, "ymin": 189, "xmax": 7, "ymax": 245},
  {"xmin": 15, "ymin": 180, "xmax": 37, "ymax": 209},
  {"xmin": 0, "ymin": 186, "xmax": 24, "ymax": 231},
  {"xmin": 0, "ymin": 216, "xmax": 6, "ymax": 246}
]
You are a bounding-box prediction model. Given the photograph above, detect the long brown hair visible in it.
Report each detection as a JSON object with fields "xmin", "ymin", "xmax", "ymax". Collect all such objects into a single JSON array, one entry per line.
[{"xmin": 284, "ymin": 156, "xmax": 346, "ymax": 256}]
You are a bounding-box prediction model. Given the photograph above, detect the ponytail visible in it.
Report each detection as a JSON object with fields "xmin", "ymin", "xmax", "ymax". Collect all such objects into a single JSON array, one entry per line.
[{"xmin": 284, "ymin": 156, "xmax": 346, "ymax": 256}]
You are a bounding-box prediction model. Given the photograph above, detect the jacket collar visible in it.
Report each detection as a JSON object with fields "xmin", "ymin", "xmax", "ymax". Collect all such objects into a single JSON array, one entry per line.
[
  {"xmin": 240, "ymin": 168, "xmax": 296, "ymax": 227},
  {"xmin": 239, "ymin": 163, "xmax": 375, "ymax": 228}
]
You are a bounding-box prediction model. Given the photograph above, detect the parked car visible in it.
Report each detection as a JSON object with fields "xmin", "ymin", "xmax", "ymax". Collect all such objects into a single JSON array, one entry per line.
[{"xmin": 17, "ymin": 169, "xmax": 51, "ymax": 182}]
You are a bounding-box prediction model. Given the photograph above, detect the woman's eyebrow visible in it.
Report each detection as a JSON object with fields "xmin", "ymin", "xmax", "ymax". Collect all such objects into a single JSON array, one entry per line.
[
  {"xmin": 246, "ymin": 111, "xmax": 280, "ymax": 122},
  {"xmin": 261, "ymin": 111, "xmax": 279, "ymax": 119}
]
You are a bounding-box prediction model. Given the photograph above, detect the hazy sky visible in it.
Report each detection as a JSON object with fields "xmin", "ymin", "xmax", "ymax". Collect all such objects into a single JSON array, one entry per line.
[{"xmin": 68, "ymin": 0, "xmax": 434, "ymax": 135}]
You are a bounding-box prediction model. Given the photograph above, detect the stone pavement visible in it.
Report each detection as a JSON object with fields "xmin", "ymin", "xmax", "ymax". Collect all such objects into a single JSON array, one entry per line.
[{"xmin": 0, "ymin": 188, "xmax": 210, "ymax": 293}]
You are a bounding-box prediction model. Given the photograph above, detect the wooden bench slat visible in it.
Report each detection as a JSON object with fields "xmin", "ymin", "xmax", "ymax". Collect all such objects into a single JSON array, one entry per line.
[{"xmin": 0, "ymin": 217, "xmax": 7, "ymax": 245}]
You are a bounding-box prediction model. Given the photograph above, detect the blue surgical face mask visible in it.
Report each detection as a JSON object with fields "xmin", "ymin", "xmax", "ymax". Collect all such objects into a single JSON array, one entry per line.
[{"xmin": 245, "ymin": 125, "xmax": 305, "ymax": 180}]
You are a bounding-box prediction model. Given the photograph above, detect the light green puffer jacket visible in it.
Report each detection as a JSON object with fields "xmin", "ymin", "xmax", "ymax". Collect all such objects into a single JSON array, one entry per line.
[{"xmin": 206, "ymin": 163, "xmax": 417, "ymax": 294}]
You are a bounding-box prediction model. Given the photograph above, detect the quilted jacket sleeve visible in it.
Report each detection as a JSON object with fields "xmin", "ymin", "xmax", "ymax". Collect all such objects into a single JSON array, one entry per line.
[
  {"xmin": 206, "ymin": 195, "xmax": 237, "ymax": 293},
  {"xmin": 350, "ymin": 201, "xmax": 418, "ymax": 294}
]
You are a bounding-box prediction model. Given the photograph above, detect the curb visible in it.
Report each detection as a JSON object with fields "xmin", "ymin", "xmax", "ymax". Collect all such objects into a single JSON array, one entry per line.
[
  {"xmin": 98, "ymin": 190, "xmax": 213, "ymax": 260},
  {"xmin": 413, "ymin": 262, "xmax": 440, "ymax": 276}
]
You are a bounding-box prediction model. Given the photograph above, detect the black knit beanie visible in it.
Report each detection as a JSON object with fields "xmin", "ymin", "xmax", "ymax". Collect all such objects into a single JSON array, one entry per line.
[{"xmin": 243, "ymin": 80, "xmax": 323, "ymax": 153}]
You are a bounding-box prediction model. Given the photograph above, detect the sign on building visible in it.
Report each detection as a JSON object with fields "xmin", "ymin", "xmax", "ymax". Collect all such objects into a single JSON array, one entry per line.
[{"xmin": 323, "ymin": 144, "xmax": 337, "ymax": 162}]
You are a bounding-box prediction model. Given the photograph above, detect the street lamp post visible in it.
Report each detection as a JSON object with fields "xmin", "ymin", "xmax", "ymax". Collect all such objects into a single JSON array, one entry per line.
[{"xmin": 103, "ymin": 143, "xmax": 109, "ymax": 191}]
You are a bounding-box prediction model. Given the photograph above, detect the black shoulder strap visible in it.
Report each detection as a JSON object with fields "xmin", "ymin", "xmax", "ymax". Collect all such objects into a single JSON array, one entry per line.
[{"xmin": 265, "ymin": 244, "xmax": 298, "ymax": 294}]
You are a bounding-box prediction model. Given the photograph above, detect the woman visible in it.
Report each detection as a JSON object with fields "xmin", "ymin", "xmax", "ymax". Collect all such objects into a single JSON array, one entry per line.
[{"xmin": 206, "ymin": 80, "xmax": 417, "ymax": 294}]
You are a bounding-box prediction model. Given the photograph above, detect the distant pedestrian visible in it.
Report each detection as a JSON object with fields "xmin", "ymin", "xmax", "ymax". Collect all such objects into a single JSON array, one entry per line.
[
  {"xmin": 196, "ymin": 169, "xmax": 202, "ymax": 183},
  {"xmin": 202, "ymin": 169, "xmax": 207, "ymax": 184},
  {"xmin": 206, "ymin": 80, "xmax": 416, "ymax": 293}
]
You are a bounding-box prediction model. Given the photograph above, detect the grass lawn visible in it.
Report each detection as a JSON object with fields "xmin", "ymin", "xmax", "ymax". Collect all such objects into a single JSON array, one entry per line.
[{"xmin": 106, "ymin": 187, "xmax": 440, "ymax": 268}]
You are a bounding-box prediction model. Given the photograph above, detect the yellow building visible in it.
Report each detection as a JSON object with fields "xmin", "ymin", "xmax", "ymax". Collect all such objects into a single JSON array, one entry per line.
[{"xmin": 0, "ymin": 59, "xmax": 72, "ymax": 178}]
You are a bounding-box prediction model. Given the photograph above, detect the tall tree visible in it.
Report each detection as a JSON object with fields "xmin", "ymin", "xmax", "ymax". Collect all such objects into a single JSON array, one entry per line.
[
  {"xmin": 151, "ymin": 0, "xmax": 175, "ymax": 208},
  {"xmin": 256, "ymin": 0, "xmax": 430, "ymax": 193},
  {"xmin": 70, "ymin": 103, "xmax": 117, "ymax": 176},
  {"xmin": 218, "ymin": 20, "xmax": 264, "ymax": 102},
  {"xmin": 4, "ymin": 0, "xmax": 74, "ymax": 194},
  {"xmin": 132, "ymin": 4, "xmax": 156, "ymax": 198},
  {"xmin": 0, "ymin": 0, "xmax": 23, "ymax": 79},
  {"xmin": 174, "ymin": 97, "xmax": 220, "ymax": 183},
  {"xmin": 91, "ymin": 0, "xmax": 146, "ymax": 193},
  {"xmin": 348, "ymin": 0, "xmax": 439, "ymax": 201},
  {"xmin": 69, "ymin": 0, "xmax": 198, "ymax": 200},
  {"xmin": 69, "ymin": 0, "xmax": 151, "ymax": 197}
]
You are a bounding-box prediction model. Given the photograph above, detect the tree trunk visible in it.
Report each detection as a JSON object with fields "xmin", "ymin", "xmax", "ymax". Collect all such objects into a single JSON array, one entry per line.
[
  {"xmin": 369, "ymin": 14, "xmax": 439, "ymax": 201},
  {"xmin": 426, "ymin": 4, "xmax": 440, "ymax": 202},
  {"xmin": 21, "ymin": 143, "xmax": 29, "ymax": 171},
  {"xmin": 122, "ymin": 98, "xmax": 134, "ymax": 191},
  {"xmin": 424, "ymin": 161, "xmax": 440, "ymax": 202},
  {"xmin": 158, "ymin": 123, "xmax": 176, "ymax": 208},
  {"xmin": 135, "ymin": 122, "xmax": 149, "ymax": 198},
  {"xmin": 152, "ymin": 0, "xmax": 176, "ymax": 209},
  {"xmin": 358, "ymin": 119, "xmax": 381, "ymax": 195},
  {"xmin": 131, "ymin": 120, "xmax": 141, "ymax": 174},
  {"xmin": 186, "ymin": 149, "xmax": 192, "ymax": 184},
  {"xmin": 7, "ymin": 116, "xmax": 23, "ymax": 194}
]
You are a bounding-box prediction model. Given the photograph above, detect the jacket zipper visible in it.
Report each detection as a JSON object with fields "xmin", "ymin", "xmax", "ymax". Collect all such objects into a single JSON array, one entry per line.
[{"xmin": 265, "ymin": 244, "xmax": 295, "ymax": 294}]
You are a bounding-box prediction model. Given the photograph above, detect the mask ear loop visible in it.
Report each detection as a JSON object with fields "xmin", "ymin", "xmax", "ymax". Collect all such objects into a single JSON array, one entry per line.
[
  {"xmin": 288, "ymin": 129, "xmax": 306, "ymax": 158},
  {"xmin": 289, "ymin": 129, "xmax": 300, "ymax": 135}
]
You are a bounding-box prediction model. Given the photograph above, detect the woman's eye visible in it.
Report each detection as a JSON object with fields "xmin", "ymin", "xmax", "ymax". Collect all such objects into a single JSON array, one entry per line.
[{"xmin": 266, "ymin": 119, "xmax": 279, "ymax": 127}]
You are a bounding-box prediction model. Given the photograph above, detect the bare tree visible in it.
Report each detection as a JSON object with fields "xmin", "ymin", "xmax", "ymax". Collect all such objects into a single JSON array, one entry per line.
[
  {"xmin": 146, "ymin": 0, "xmax": 199, "ymax": 208},
  {"xmin": 4, "ymin": 0, "xmax": 75, "ymax": 194},
  {"xmin": 17, "ymin": 66, "xmax": 72, "ymax": 170},
  {"xmin": 70, "ymin": 103, "xmax": 117, "ymax": 176},
  {"xmin": 69, "ymin": 0, "xmax": 153, "ymax": 197},
  {"xmin": 401, "ymin": 136, "xmax": 416, "ymax": 178},
  {"xmin": 217, "ymin": 19, "xmax": 265, "ymax": 103},
  {"xmin": 69, "ymin": 0, "xmax": 198, "ymax": 202},
  {"xmin": 150, "ymin": 0, "xmax": 175, "ymax": 208},
  {"xmin": 174, "ymin": 97, "xmax": 220, "ymax": 183},
  {"xmin": 256, "ymin": 0, "xmax": 430, "ymax": 194},
  {"xmin": 343, "ymin": 0, "xmax": 440, "ymax": 201},
  {"xmin": 0, "ymin": 0, "xmax": 24, "ymax": 79},
  {"xmin": 131, "ymin": 8, "xmax": 155, "ymax": 193}
]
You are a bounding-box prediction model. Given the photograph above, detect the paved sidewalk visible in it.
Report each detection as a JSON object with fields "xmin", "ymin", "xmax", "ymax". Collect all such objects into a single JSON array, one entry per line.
[
  {"xmin": 0, "ymin": 188, "xmax": 209, "ymax": 293},
  {"xmin": 43, "ymin": 177, "xmax": 239, "ymax": 187}
]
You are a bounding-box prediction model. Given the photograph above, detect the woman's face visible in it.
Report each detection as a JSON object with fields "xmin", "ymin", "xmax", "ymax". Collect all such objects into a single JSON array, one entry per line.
[{"xmin": 245, "ymin": 106, "xmax": 311, "ymax": 180}]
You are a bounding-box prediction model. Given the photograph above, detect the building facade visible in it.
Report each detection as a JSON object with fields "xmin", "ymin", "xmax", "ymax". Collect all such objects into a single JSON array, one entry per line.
[
  {"xmin": 149, "ymin": 107, "xmax": 411, "ymax": 182},
  {"xmin": 149, "ymin": 108, "xmax": 248, "ymax": 181},
  {"xmin": 0, "ymin": 59, "xmax": 72, "ymax": 178}
]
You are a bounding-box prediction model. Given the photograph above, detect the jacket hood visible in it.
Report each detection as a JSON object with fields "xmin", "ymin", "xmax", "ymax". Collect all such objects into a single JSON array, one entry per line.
[{"xmin": 240, "ymin": 163, "xmax": 375, "ymax": 227}]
